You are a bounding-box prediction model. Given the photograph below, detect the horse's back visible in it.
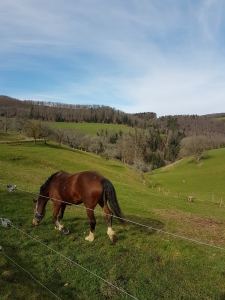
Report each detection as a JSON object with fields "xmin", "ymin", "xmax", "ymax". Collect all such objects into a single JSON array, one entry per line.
[
  {"xmin": 73, "ymin": 171, "xmax": 105, "ymax": 196},
  {"xmin": 76, "ymin": 171, "xmax": 105, "ymax": 184},
  {"xmin": 75, "ymin": 171, "xmax": 105, "ymax": 207},
  {"xmin": 49, "ymin": 171, "xmax": 105, "ymax": 205}
]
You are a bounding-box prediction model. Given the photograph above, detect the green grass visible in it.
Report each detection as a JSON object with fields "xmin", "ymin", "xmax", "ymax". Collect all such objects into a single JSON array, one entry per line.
[
  {"xmin": 0, "ymin": 131, "xmax": 26, "ymax": 142},
  {"xmin": 1, "ymin": 138, "xmax": 225, "ymax": 299},
  {"xmin": 213, "ymin": 117, "xmax": 225, "ymax": 121},
  {"xmin": 45, "ymin": 121, "xmax": 131, "ymax": 135},
  {"xmin": 148, "ymin": 149, "xmax": 225, "ymax": 208}
]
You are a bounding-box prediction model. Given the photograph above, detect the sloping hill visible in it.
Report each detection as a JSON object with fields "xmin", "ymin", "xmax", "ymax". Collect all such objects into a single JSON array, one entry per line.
[
  {"xmin": 148, "ymin": 148, "xmax": 225, "ymax": 205},
  {"xmin": 1, "ymin": 141, "xmax": 225, "ymax": 299}
]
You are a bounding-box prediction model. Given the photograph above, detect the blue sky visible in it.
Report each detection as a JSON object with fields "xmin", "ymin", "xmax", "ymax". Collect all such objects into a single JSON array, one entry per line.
[{"xmin": 1, "ymin": 0, "xmax": 225, "ymax": 116}]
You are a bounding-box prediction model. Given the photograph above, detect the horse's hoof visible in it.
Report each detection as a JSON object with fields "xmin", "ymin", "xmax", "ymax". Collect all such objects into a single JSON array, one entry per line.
[
  {"xmin": 61, "ymin": 227, "xmax": 69, "ymax": 234},
  {"xmin": 109, "ymin": 235, "xmax": 116, "ymax": 244},
  {"xmin": 85, "ymin": 236, "xmax": 94, "ymax": 242},
  {"xmin": 85, "ymin": 231, "xmax": 94, "ymax": 242}
]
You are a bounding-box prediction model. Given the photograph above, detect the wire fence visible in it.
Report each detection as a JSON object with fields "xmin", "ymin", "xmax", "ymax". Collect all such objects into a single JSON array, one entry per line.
[
  {"xmin": 1, "ymin": 180, "xmax": 225, "ymax": 300},
  {"xmin": 1, "ymin": 220, "xmax": 138, "ymax": 300}
]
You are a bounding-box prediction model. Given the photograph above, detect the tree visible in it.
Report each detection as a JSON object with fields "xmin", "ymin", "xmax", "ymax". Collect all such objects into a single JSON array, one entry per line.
[
  {"xmin": 21, "ymin": 120, "xmax": 41, "ymax": 144},
  {"xmin": 87, "ymin": 135, "xmax": 106, "ymax": 154},
  {"xmin": 164, "ymin": 130, "xmax": 184, "ymax": 162},
  {"xmin": 39, "ymin": 124, "xmax": 54, "ymax": 144},
  {"xmin": 133, "ymin": 158, "xmax": 149, "ymax": 184},
  {"xmin": 105, "ymin": 143, "xmax": 120, "ymax": 160},
  {"xmin": 52, "ymin": 129, "xmax": 65, "ymax": 146},
  {"xmin": 179, "ymin": 135, "xmax": 212, "ymax": 162}
]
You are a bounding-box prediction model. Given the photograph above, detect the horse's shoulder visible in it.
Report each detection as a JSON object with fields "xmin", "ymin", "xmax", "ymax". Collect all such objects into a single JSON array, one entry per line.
[{"xmin": 58, "ymin": 171, "xmax": 72, "ymax": 177}]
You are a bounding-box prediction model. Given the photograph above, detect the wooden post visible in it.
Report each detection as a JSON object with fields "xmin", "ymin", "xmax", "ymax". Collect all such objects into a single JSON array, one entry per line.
[
  {"xmin": 188, "ymin": 196, "xmax": 194, "ymax": 202},
  {"xmin": 220, "ymin": 198, "xmax": 223, "ymax": 207}
]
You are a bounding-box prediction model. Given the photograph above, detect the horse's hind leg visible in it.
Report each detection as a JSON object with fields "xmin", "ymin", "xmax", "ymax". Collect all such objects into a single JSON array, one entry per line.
[
  {"xmin": 102, "ymin": 204, "xmax": 116, "ymax": 243},
  {"xmin": 85, "ymin": 208, "xmax": 96, "ymax": 242}
]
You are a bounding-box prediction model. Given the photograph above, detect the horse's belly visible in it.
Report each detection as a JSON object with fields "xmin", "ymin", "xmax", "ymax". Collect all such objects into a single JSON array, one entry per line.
[{"xmin": 73, "ymin": 200, "xmax": 83, "ymax": 205}]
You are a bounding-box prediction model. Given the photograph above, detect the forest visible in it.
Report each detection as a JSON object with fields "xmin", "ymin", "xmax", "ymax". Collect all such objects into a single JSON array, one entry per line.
[{"xmin": 1, "ymin": 95, "xmax": 225, "ymax": 170}]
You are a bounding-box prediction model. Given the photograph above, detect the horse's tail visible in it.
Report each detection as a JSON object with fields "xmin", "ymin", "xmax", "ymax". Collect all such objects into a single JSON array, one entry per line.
[{"xmin": 101, "ymin": 178, "xmax": 124, "ymax": 223}]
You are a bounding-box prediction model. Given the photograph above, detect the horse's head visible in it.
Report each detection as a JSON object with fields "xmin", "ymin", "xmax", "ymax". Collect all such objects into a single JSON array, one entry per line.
[{"xmin": 32, "ymin": 199, "xmax": 46, "ymax": 226}]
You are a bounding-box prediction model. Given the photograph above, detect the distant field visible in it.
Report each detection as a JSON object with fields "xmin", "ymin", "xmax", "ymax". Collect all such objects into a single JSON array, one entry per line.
[
  {"xmin": 0, "ymin": 131, "xmax": 26, "ymax": 142},
  {"xmin": 148, "ymin": 148, "xmax": 225, "ymax": 206},
  {"xmin": 214, "ymin": 117, "xmax": 225, "ymax": 121},
  {"xmin": 1, "ymin": 139, "xmax": 225, "ymax": 299},
  {"xmin": 45, "ymin": 121, "xmax": 131, "ymax": 135}
]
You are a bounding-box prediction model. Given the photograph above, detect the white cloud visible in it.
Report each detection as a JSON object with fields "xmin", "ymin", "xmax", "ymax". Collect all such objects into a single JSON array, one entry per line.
[
  {"xmin": 1, "ymin": 0, "xmax": 225, "ymax": 116},
  {"xmin": 197, "ymin": 0, "xmax": 224, "ymax": 41}
]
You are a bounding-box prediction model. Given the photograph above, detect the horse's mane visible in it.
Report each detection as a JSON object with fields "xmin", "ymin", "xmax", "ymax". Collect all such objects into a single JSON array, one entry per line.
[{"xmin": 40, "ymin": 171, "xmax": 61, "ymax": 194}]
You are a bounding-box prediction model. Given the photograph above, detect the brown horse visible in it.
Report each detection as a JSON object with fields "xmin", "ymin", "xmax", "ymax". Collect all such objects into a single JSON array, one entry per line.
[{"xmin": 32, "ymin": 170, "xmax": 123, "ymax": 242}]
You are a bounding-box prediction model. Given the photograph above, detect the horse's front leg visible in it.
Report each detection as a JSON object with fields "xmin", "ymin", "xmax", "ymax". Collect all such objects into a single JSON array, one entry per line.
[
  {"xmin": 53, "ymin": 203, "xmax": 69, "ymax": 234},
  {"xmin": 85, "ymin": 208, "xmax": 96, "ymax": 242}
]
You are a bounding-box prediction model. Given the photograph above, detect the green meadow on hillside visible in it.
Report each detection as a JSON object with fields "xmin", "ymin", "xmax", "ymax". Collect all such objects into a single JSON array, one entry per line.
[
  {"xmin": 45, "ymin": 121, "xmax": 131, "ymax": 135},
  {"xmin": 1, "ymin": 140, "xmax": 225, "ymax": 299},
  {"xmin": 148, "ymin": 148, "xmax": 225, "ymax": 208}
]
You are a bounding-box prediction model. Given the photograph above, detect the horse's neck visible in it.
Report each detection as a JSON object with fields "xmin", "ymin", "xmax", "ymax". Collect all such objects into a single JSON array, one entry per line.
[{"xmin": 39, "ymin": 193, "xmax": 49, "ymax": 206}]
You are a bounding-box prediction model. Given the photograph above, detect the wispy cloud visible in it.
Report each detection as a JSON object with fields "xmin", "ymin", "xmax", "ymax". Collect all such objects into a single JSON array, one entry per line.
[
  {"xmin": 1, "ymin": 0, "xmax": 225, "ymax": 115},
  {"xmin": 197, "ymin": 0, "xmax": 224, "ymax": 41}
]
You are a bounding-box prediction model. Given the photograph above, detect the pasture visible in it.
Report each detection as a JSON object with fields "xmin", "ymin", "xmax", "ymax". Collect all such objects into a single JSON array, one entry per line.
[
  {"xmin": 45, "ymin": 121, "xmax": 131, "ymax": 135},
  {"xmin": 1, "ymin": 139, "xmax": 225, "ymax": 299}
]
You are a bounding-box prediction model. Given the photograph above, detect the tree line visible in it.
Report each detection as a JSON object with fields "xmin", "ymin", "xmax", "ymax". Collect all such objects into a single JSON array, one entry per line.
[
  {"xmin": 0, "ymin": 95, "xmax": 156, "ymax": 127},
  {"xmin": 1, "ymin": 95, "xmax": 225, "ymax": 136},
  {"xmin": 1, "ymin": 95, "xmax": 225, "ymax": 171}
]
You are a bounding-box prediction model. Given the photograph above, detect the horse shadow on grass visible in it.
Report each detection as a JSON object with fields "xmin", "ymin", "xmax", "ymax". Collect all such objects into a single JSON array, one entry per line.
[
  {"xmin": 61, "ymin": 214, "xmax": 164, "ymax": 243},
  {"xmin": 115, "ymin": 214, "xmax": 164, "ymax": 242}
]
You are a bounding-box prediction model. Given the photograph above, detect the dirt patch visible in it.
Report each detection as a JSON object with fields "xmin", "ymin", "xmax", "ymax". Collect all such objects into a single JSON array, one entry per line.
[{"xmin": 155, "ymin": 209, "xmax": 225, "ymax": 247}]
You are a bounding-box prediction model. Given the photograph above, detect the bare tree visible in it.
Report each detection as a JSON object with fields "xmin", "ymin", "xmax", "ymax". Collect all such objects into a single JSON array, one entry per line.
[
  {"xmin": 179, "ymin": 135, "xmax": 212, "ymax": 162},
  {"xmin": 105, "ymin": 143, "xmax": 121, "ymax": 160},
  {"xmin": 40, "ymin": 124, "xmax": 54, "ymax": 144},
  {"xmin": 133, "ymin": 158, "xmax": 149, "ymax": 184},
  {"xmin": 87, "ymin": 135, "xmax": 106, "ymax": 154},
  {"xmin": 16, "ymin": 119, "xmax": 41, "ymax": 144},
  {"xmin": 52, "ymin": 129, "xmax": 65, "ymax": 146}
]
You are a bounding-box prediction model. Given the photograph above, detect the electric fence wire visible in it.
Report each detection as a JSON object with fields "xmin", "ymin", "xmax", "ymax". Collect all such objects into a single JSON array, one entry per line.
[
  {"xmin": 1, "ymin": 222, "xmax": 139, "ymax": 300},
  {"xmin": 0, "ymin": 182, "xmax": 141, "ymax": 300},
  {"xmin": 1, "ymin": 180, "xmax": 225, "ymax": 299},
  {"xmin": 1, "ymin": 181, "xmax": 225, "ymax": 251},
  {"xmin": 1, "ymin": 250, "xmax": 62, "ymax": 300}
]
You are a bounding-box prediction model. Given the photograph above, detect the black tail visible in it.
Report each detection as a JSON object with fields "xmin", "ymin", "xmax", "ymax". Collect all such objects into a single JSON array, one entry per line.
[{"xmin": 101, "ymin": 179, "xmax": 124, "ymax": 223}]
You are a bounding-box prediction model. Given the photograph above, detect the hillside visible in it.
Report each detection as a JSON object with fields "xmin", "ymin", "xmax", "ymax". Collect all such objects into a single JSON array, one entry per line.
[
  {"xmin": 1, "ymin": 141, "xmax": 225, "ymax": 299},
  {"xmin": 147, "ymin": 148, "xmax": 225, "ymax": 218},
  {"xmin": 0, "ymin": 95, "xmax": 156, "ymax": 127},
  {"xmin": 1, "ymin": 95, "xmax": 225, "ymax": 169},
  {"xmin": 1, "ymin": 95, "xmax": 225, "ymax": 136}
]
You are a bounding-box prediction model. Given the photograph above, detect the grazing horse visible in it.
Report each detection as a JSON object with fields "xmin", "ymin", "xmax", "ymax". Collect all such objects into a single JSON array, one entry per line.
[{"xmin": 32, "ymin": 170, "xmax": 123, "ymax": 242}]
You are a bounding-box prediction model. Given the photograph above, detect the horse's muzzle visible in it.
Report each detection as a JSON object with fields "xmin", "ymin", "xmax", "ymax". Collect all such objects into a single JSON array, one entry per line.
[{"xmin": 32, "ymin": 218, "xmax": 39, "ymax": 226}]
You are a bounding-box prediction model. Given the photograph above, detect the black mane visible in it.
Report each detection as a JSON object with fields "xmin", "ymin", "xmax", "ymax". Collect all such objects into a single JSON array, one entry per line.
[{"xmin": 40, "ymin": 171, "xmax": 60, "ymax": 194}]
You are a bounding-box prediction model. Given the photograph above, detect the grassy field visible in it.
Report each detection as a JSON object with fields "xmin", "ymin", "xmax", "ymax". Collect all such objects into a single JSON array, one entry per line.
[
  {"xmin": 148, "ymin": 149, "xmax": 225, "ymax": 204},
  {"xmin": 0, "ymin": 132, "xmax": 26, "ymax": 142},
  {"xmin": 1, "ymin": 137, "xmax": 225, "ymax": 299},
  {"xmin": 214, "ymin": 117, "xmax": 225, "ymax": 121},
  {"xmin": 45, "ymin": 121, "xmax": 131, "ymax": 135}
]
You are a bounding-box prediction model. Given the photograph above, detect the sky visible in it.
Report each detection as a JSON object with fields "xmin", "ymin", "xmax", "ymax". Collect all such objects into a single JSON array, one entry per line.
[{"xmin": 1, "ymin": 0, "xmax": 225, "ymax": 117}]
